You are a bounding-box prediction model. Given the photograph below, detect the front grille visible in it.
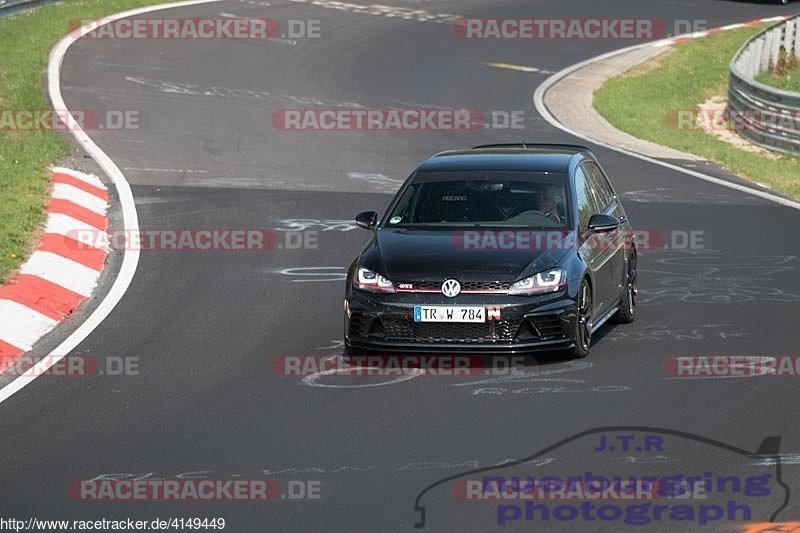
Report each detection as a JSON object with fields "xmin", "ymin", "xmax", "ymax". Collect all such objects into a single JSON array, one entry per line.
[
  {"xmin": 528, "ymin": 315, "xmax": 566, "ymax": 340},
  {"xmin": 380, "ymin": 317, "xmax": 522, "ymax": 344},
  {"xmin": 349, "ymin": 312, "xmax": 387, "ymax": 338},
  {"xmin": 348, "ymin": 312, "xmax": 369, "ymax": 338},
  {"xmin": 398, "ymin": 280, "xmax": 512, "ymax": 292}
]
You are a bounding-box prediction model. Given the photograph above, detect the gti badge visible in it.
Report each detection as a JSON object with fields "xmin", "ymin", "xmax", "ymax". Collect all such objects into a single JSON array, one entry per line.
[{"xmin": 441, "ymin": 279, "xmax": 461, "ymax": 298}]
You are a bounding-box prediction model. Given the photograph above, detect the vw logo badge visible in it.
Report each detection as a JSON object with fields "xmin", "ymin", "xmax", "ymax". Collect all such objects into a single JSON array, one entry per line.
[{"xmin": 441, "ymin": 279, "xmax": 461, "ymax": 298}]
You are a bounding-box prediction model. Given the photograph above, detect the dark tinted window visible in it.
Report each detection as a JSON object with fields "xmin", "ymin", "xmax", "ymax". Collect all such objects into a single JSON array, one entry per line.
[
  {"xmin": 574, "ymin": 166, "xmax": 600, "ymax": 230},
  {"xmin": 386, "ymin": 172, "xmax": 569, "ymax": 228},
  {"xmin": 583, "ymin": 162, "xmax": 615, "ymax": 211}
]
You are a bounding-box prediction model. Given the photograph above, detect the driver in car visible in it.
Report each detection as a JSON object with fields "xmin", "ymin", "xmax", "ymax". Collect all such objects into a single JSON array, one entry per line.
[{"xmin": 536, "ymin": 186, "xmax": 563, "ymax": 224}]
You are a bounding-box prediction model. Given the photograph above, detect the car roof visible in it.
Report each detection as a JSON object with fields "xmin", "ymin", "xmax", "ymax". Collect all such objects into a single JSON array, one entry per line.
[{"xmin": 416, "ymin": 144, "xmax": 594, "ymax": 174}]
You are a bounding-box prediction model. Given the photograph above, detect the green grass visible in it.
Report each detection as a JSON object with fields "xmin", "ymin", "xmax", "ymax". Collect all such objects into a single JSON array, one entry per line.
[
  {"xmin": 0, "ymin": 0, "xmax": 169, "ymax": 282},
  {"xmin": 594, "ymin": 25, "xmax": 800, "ymax": 201},
  {"xmin": 756, "ymin": 68, "xmax": 800, "ymax": 93}
]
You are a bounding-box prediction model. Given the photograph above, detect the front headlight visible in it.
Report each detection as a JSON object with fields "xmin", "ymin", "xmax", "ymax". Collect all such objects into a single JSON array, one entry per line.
[
  {"xmin": 508, "ymin": 268, "xmax": 566, "ymax": 295},
  {"xmin": 354, "ymin": 266, "xmax": 396, "ymax": 293}
]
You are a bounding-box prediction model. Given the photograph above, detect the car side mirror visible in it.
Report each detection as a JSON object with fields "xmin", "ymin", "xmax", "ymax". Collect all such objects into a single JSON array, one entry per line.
[
  {"xmin": 355, "ymin": 211, "xmax": 378, "ymax": 230},
  {"xmin": 587, "ymin": 213, "xmax": 619, "ymax": 233}
]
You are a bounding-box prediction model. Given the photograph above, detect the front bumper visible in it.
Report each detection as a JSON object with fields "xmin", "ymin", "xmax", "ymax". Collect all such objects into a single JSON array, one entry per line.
[{"xmin": 344, "ymin": 282, "xmax": 579, "ymax": 354}]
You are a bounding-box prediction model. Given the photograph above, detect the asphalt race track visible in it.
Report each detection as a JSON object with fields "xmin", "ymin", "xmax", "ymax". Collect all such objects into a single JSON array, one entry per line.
[{"xmin": 2, "ymin": 0, "xmax": 800, "ymax": 531}]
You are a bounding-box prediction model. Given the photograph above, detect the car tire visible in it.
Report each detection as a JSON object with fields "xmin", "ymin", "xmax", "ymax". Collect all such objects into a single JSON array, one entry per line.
[
  {"xmin": 569, "ymin": 279, "xmax": 592, "ymax": 359},
  {"xmin": 616, "ymin": 249, "xmax": 637, "ymax": 324}
]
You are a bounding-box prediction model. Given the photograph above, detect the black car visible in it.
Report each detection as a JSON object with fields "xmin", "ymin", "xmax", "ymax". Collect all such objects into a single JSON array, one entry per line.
[{"xmin": 344, "ymin": 144, "xmax": 637, "ymax": 358}]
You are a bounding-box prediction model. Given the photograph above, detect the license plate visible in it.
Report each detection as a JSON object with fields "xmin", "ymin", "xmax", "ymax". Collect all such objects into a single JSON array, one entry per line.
[{"xmin": 413, "ymin": 306, "xmax": 485, "ymax": 323}]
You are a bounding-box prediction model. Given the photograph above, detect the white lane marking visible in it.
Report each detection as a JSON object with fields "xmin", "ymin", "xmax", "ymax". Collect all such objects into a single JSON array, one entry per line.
[
  {"xmin": 94, "ymin": 61, "xmax": 170, "ymax": 72},
  {"xmin": 52, "ymin": 166, "xmax": 107, "ymax": 190},
  {"xmin": 718, "ymin": 23, "xmax": 745, "ymax": 31},
  {"xmin": 267, "ymin": 38, "xmax": 298, "ymax": 46},
  {"xmin": 623, "ymin": 455, "xmax": 674, "ymax": 464},
  {"xmin": 0, "ymin": 300, "xmax": 59, "ymax": 352},
  {"xmin": 347, "ymin": 172, "xmax": 402, "ymax": 190},
  {"xmin": 122, "ymin": 167, "xmax": 209, "ymax": 174},
  {"xmin": 125, "ymin": 76, "xmax": 199, "ymax": 95},
  {"xmin": 485, "ymin": 62, "xmax": 555, "ymax": 74},
  {"xmin": 471, "ymin": 384, "xmax": 632, "ymax": 395},
  {"xmin": 273, "ymin": 266, "xmax": 347, "ymax": 282},
  {"xmin": 277, "ymin": 219, "xmax": 357, "ymax": 231},
  {"xmin": 317, "ymin": 339, "xmax": 344, "ymax": 351},
  {"xmin": 303, "ymin": 366, "xmax": 424, "ymax": 388},
  {"xmin": 532, "ymin": 30, "xmax": 800, "ymax": 211},
  {"xmin": 302, "ymin": 355, "xmax": 425, "ymax": 388},
  {"xmin": 752, "ymin": 454, "xmax": 800, "ymax": 466},
  {"xmin": 45, "ymin": 213, "xmax": 108, "ymax": 246},
  {"xmin": 87, "ymin": 457, "xmax": 558, "ymax": 479},
  {"xmin": 470, "ymin": 378, "xmax": 585, "ymax": 395},
  {"xmin": 0, "ymin": 0, "xmax": 224, "ymax": 406},
  {"xmin": 286, "ymin": 0, "xmax": 461, "ymax": 24},
  {"xmin": 126, "ymin": 76, "xmax": 366, "ymax": 108},
  {"xmin": 347, "ymin": 172, "xmax": 402, "ymax": 184},
  {"xmin": 51, "ymin": 183, "xmax": 108, "ymax": 215},
  {"xmin": 20, "ymin": 252, "xmax": 101, "ymax": 296},
  {"xmin": 452, "ymin": 360, "xmax": 593, "ymax": 387}
]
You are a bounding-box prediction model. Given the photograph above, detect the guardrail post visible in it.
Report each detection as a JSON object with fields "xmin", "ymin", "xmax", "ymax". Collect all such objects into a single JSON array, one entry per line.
[
  {"xmin": 754, "ymin": 38, "xmax": 766, "ymax": 75},
  {"xmin": 770, "ymin": 28, "xmax": 782, "ymax": 70},
  {"xmin": 783, "ymin": 20, "xmax": 795, "ymax": 54},
  {"xmin": 751, "ymin": 45, "xmax": 761, "ymax": 78},
  {"xmin": 795, "ymin": 17, "xmax": 800, "ymax": 60},
  {"xmin": 761, "ymin": 31, "xmax": 772, "ymax": 72}
]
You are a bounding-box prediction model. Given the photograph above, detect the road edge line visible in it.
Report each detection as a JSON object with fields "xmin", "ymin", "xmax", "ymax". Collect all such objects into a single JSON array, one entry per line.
[
  {"xmin": 532, "ymin": 18, "xmax": 800, "ymax": 212},
  {"xmin": 0, "ymin": 0, "xmax": 224, "ymax": 405}
]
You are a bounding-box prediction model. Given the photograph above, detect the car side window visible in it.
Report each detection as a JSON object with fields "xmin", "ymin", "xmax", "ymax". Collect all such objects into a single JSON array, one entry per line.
[
  {"xmin": 584, "ymin": 162, "xmax": 615, "ymax": 212},
  {"xmin": 574, "ymin": 166, "xmax": 601, "ymax": 231}
]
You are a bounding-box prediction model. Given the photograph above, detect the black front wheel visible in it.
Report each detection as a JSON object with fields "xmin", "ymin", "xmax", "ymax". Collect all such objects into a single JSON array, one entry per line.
[
  {"xmin": 569, "ymin": 280, "xmax": 592, "ymax": 359},
  {"xmin": 616, "ymin": 250, "xmax": 637, "ymax": 324}
]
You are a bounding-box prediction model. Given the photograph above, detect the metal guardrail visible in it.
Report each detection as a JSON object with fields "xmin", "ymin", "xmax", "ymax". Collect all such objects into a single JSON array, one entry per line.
[
  {"xmin": 728, "ymin": 16, "xmax": 800, "ymax": 155},
  {"xmin": 0, "ymin": 0, "xmax": 61, "ymax": 19}
]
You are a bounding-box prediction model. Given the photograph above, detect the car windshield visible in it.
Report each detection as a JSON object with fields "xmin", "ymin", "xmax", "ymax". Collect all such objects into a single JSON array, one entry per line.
[{"xmin": 384, "ymin": 171, "xmax": 569, "ymax": 228}]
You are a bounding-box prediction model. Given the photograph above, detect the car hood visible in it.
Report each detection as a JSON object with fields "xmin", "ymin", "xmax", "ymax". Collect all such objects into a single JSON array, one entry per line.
[{"xmin": 360, "ymin": 228, "xmax": 572, "ymax": 282}]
